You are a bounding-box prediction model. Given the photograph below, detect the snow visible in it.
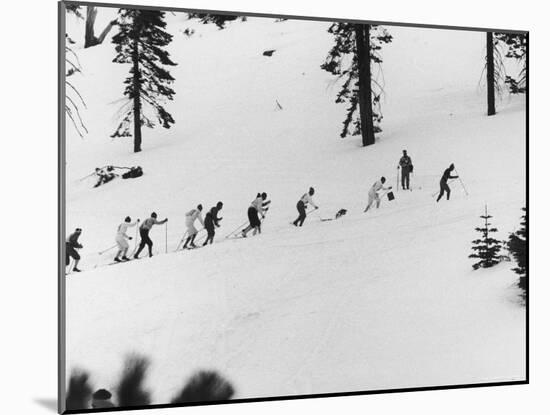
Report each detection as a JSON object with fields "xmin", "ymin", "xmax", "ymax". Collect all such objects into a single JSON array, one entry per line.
[{"xmin": 64, "ymin": 11, "xmax": 526, "ymax": 404}]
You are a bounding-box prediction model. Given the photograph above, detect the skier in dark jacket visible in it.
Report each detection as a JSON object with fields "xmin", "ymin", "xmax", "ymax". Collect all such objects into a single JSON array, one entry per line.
[
  {"xmin": 398, "ymin": 150, "xmax": 413, "ymax": 190},
  {"xmin": 203, "ymin": 202, "xmax": 223, "ymax": 246},
  {"xmin": 134, "ymin": 212, "xmax": 168, "ymax": 258},
  {"xmin": 293, "ymin": 187, "xmax": 318, "ymax": 227},
  {"xmin": 436, "ymin": 163, "xmax": 459, "ymax": 202},
  {"xmin": 66, "ymin": 228, "xmax": 83, "ymax": 272}
]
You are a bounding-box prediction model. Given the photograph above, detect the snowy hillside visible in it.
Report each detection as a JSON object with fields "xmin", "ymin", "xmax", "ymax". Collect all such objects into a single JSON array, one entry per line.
[{"xmin": 64, "ymin": 11, "xmax": 526, "ymax": 405}]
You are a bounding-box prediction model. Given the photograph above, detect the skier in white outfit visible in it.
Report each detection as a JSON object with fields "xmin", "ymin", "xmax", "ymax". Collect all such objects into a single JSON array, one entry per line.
[
  {"xmin": 114, "ymin": 216, "xmax": 139, "ymax": 262},
  {"xmin": 364, "ymin": 177, "xmax": 392, "ymax": 212},
  {"xmin": 182, "ymin": 205, "xmax": 204, "ymax": 249},
  {"xmin": 293, "ymin": 187, "xmax": 319, "ymax": 226}
]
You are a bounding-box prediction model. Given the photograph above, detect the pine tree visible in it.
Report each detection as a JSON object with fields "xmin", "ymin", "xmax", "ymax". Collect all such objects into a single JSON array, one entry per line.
[
  {"xmin": 495, "ymin": 33, "xmax": 527, "ymax": 94},
  {"xmin": 111, "ymin": 9, "xmax": 177, "ymax": 153},
  {"xmin": 186, "ymin": 12, "xmax": 246, "ymax": 28},
  {"xmin": 508, "ymin": 207, "xmax": 527, "ymax": 294},
  {"xmin": 116, "ymin": 355, "xmax": 151, "ymax": 407},
  {"xmin": 322, "ymin": 23, "xmax": 392, "ymax": 146},
  {"xmin": 171, "ymin": 371, "xmax": 234, "ymax": 404},
  {"xmin": 469, "ymin": 205, "xmax": 503, "ymax": 270},
  {"xmin": 66, "ymin": 370, "xmax": 92, "ymax": 411}
]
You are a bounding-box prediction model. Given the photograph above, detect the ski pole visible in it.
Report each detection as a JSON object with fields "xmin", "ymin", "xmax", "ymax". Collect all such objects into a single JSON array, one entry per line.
[
  {"xmin": 224, "ymin": 220, "xmax": 248, "ymax": 239},
  {"xmin": 98, "ymin": 244, "xmax": 118, "ymax": 255},
  {"xmin": 453, "ymin": 167, "xmax": 469, "ymax": 196},
  {"xmin": 175, "ymin": 231, "xmax": 189, "ymax": 252},
  {"xmin": 397, "ymin": 166, "xmax": 400, "ymax": 192}
]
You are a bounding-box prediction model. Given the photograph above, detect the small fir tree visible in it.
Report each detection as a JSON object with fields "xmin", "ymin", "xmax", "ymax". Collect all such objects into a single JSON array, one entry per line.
[
  {"xmin": 508, "ymin": 207, "xmax": 527, "ymax": 294},
  {"xmin": 111, "ymin": 9, "xmax": 177, "ymax": 153},
  {"xmin": 469, "ymin": 205, "xmax": 503, "ymax": 270}
]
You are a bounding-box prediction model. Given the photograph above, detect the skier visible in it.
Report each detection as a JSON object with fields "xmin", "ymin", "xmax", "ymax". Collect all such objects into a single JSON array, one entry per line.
[
  {"xmin": 114, "ymin": 216, "xmax": 139, "ymax": 262},
  {"xmin": 436, "ymin": 163, "xmax": 459, "ymax": 202},
  {"xmin": 66, "ymin": 227, "xmax": 83, "ymax": 272},
  {"xmin": 398, "ymin": 150, "xmax": 413, "ymax": 190},
  {"xmin": 203, "ymin": 202, "xmax": 224, "ymax": 246},
  {"xmin": 133, "ymin": 212, "xmax": 168, "ymax": 259},
  {"xmin": 242, "ymin": 192, "xmax": 271, "ymax": 237},
  {"xmin": 293, "ymin": 187, "xmax": 318, "ymax": 227},
  {"xmin": 364, "ymin": 177, "xmax": 392, "ymax": 212},
  {"xmin": 182, "ymin": 204, "xmax": 204, "ymax": 249}
]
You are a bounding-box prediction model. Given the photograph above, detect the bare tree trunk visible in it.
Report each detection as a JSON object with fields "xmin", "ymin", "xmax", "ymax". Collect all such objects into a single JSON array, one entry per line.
[
  {"xmin": 84, "ymin": 6, "xmax": 98, "ymax": 48},
  {"xmin": 355, "ymin": 24, "xmax": 375, "ymax": 146},
  {"xmin": 97, "ymin": 20, "xmax": 116, "ymax": 44},
  {"xmin": 486, "ymin": 32, "xmax": 496, "ymax": 116},
  {"xmin": 132, "ymin": 23, "xmax": 142, "ymax": 153},
  {"xmin": 85, "ymin": 6, "xmax": 116, "ymax": 48}
]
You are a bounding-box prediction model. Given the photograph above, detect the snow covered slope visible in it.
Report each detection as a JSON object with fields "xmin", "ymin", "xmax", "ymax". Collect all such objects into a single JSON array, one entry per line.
[{"xmin": 64, "ymin": 12, "xmax": 526, "ymax": 404}]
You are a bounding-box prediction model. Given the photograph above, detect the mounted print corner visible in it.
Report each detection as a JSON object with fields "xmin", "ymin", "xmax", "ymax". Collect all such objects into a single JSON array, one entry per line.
[{"xmin": 59, "ymin": 1, "xmax": 528, "ymax": 413}]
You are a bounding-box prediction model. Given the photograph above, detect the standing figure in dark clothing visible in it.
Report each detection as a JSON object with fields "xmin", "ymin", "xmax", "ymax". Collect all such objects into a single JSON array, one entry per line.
[
  {"xmin": 203, "ymin": 202, "xmax": 224, "ymax": 246},
  {"xmin": 398, "ymin": 150, "xmax": 413, "ymax": 190},
  {"xmin": 437, "ymin": 163, "xmax": 459, "ymax": 202},
  {"xmin": 134, "ymin": 212, "xmax": 168, "ymax": 258},
  {"xmin": 66, "ymin": 228, "xmax": 83, "ymax": 272},
  {"xmin": 293, "ymin": 187, "xmax": 318, "ymax": 227}
]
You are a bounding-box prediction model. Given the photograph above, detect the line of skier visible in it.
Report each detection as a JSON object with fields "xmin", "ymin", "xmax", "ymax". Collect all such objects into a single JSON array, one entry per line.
[{"xmin": 66, "ymin": 151, "xmax": 461, "ymax": 273}]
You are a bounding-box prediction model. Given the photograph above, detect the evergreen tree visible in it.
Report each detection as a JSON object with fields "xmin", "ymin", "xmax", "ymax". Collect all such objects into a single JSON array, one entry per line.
[
  {"xmin": 187, "ymin": 12, "xmax": 246, "ymax": 28},
  {"xmin": 171, "ymin": 371, "xmax": 235, "ymax": 404},
  {"xmin": 469, "ymin": 205, "xmax": 503, "ymax": 270},
  {"xmin": 508, "ymin": 207, "xmax": 527, "ymax": 294},
  {"xmin": 495, "ymin": 33, "xmax": 527, "ymax": 94},
  {"xmin": 116, "ymin": 355, "xmax": 151, "ymax": 407},
  {"xmin": 322, "ymin": 23, "xmax": 392, "ymax": 146},
  {"xmin": 111, "ymin": 9, "xmax": 177, "ymax": 153},
  {"xmin": 66, "ymin": 370, "xmax": 92, "ymax": 411}
]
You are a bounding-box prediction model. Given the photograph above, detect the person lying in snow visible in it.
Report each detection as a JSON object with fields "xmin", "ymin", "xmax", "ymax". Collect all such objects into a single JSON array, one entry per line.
[{"xmin": 93, "ymin": 166, "xmax": 116, "ymax": 187}]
